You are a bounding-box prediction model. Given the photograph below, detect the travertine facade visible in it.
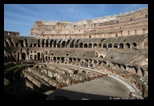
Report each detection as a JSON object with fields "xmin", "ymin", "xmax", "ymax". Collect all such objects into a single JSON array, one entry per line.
[
  {"xmin": 30, "ymin": 8, "xmax": 148, "ymax": 39},
  {"xmin": 4, "ymin": 7, "xmax": 148, "ymax": 99}
]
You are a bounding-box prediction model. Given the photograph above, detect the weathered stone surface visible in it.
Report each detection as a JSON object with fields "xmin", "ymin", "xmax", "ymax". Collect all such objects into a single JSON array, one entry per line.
[{"xmin": 4, "ymin": 7, "xmax": 148, "ymax": 99}]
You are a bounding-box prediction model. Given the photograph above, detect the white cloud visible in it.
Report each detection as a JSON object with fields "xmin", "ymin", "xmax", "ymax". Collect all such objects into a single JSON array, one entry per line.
[
  {"xmin": 4, "ymin": 11, "xmax": 38, "ymax": 21},
  {"xmin": 11, "ymin": 4, "xmax": 40, "ymax": 16},
  {"xmin": 4, "ymin": 21, "xmax": 31, "ymax": 26},
  {"xmin": 68, "ymin": 8, "xmax": 75, "ymax": 13},
  {"xmin": 130, "ymin": 4, "xmax": 137, "ymax": 7}
]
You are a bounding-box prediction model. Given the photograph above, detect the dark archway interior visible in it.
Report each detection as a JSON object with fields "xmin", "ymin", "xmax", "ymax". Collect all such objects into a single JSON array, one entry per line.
[{"xmin": 22, "ymin": 53, "xmax": 26, "ymax": 60}]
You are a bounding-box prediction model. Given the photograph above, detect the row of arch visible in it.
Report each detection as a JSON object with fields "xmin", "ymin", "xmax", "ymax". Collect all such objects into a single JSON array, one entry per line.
[
  {"xmin": 40, "ymin": 56, "xmax": 146, "ymax": 78},
  {"xmin": 7, "ymin": 38, "xmax": 137, "ymax": 49},
  {"xmin": 12, "ymin": 50, "xmax": 146, "ymax": 78}
]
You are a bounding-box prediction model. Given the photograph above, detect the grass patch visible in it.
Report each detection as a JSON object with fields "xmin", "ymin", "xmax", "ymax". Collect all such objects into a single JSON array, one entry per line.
[{"xmin": 4, "ymin": 64, "xmax": 28, "ymax": 76}]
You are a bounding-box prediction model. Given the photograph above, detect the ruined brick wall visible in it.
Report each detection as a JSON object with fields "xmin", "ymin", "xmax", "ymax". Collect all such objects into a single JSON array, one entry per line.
[{"xmin": 30, "ymin": 8, "xmax": 148, "ymax": 39}]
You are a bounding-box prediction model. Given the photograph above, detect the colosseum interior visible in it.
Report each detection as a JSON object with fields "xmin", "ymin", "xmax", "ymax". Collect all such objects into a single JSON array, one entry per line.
[{"xmin": 4, "ymin": 7, "xmax": 148, "ymax": 100}]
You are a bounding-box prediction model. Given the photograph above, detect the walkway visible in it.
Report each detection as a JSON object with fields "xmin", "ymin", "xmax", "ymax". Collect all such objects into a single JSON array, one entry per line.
[{"xmin": 46, "ymin": 76, "xmax": 131, "ymax": 100}]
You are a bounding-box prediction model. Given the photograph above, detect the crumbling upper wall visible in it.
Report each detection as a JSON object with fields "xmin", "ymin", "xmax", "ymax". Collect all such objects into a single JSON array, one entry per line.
[
  {"xmin": 4, "ymin": 31, "xmax": 20, "ymax": 37},
  {"xmin": 30, "ymin": 7, "xmax": 148, "ymax": 37}
]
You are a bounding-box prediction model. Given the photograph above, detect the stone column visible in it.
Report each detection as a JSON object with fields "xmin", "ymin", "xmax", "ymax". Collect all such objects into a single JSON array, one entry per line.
[
  {"xmin": 87, "ymin": 62, "xmax": 90, "ymax": 68},
  {"xmin": 25, "ymin": 52, "xmax": 27, "ymax": 61},
  {"xmin": 19, "ymin": 52, "xmax": 21, "ymax": 60},
  {"xmin": 137, "ymin": 68, "xmax": 143, "ymax": 77},
  {"xmin": 40, "ymin": 39, "xmax": 42, "ymax": 48},
  {"xmin": 44, "ymin": 40, "xmax": 46, "ymax": 48},
  {"xmin": 92, "ymin": 60, "xmax": 95, "ymax": 68}
]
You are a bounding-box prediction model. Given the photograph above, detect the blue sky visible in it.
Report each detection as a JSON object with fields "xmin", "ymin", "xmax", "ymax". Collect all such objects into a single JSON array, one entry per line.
[{"xmin": 4, "ymin": 4, "xmax": 148, "ymax": 36}]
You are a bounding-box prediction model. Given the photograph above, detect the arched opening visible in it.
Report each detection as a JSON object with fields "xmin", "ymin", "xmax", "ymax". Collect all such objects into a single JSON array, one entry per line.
[
  {"xmin": 62, "ymin": 41, "xmax": 66, "ymax": 48},
  {"xmin": 29, "ymin": 42, "xmax": 32, "ymax": 47},
  {"xmin": 19, "ymin": 40, "xmax": 24, "ymax": 47},
  {"xmin": 34, "ymin": 55, "xmax": 37, "ymax": 61},
  {"xmin": 103, "ymin": 43, "xmax": 107, "ymax": 48},
  {"xmin": 56, "ymin": 57, "xmax": 59, "ymax": 63},
  {"xmin": 46, "ymin": 39, "xmax": 48, "ymax": 47},
  {"xmin": 132, "ymin": 43, "xmax": 137, "ymax": 48},
  {"xmin": 119, "ymin": 43, "xmax": 124, "ymax": 49},
  {"xmin": 74, "ymin": 40, "xmax": 79, "ymax": 48},
  {"xmin": 100, "ymin": 55, "xmax": 103, "ymax": 59},
  {"xmin": 126, "ymin": 43, "xmax": 130, "ymax": 49},
  {"xmin": 89, "ymin": 43, "xmax": 92, "ymax": 48},
  {"xmin": 108, "ymin": 43, "xmax": 112, "ymax": 48},
  {"xmin": 136, "ymin": 83, "xmax": 140, "ymax": 90},
  {"xmin": 42, "ymin": 39, "xmax": 44, "ymax": 47},
  {"xmin": 121, "ymin": 64, "xmax": 126, "ymax": 70},
  {"xmin": 66, "ymin": 39, "xmax": 71, "ymax": 47},
  {"xmin": 16, "ymin": 43, "xmax": 18, "ymax": 47},
  {"xmin": 98, "ymin": 43, "xmax": 101, "ymax": 48},
  {"xmin": 57, "ymin": 57, "xmax": 60, "ymax": 60},
  {"xmin": 89, "ymin": 35, "xmax": 91, "ymax": 38},
  {"xmin": 98, "ymin": 60, "xmax": 102, "ymax": 65},
  {"xmin": 48, "ymin": 57, "xmax": 50, "ymax": 61},
  {"xmin": 81, "ymin": 61, "xmax": 85, "ymax": 66},
  {"xmin": 37, "ymin": 52, "xmax": 40, "ymax": 61},
  {"xmin": 114, "ymin": 43, "xmax": 118, "ymax": 48},
  {"xmin": 69, "ymin": 58, "xmax": 72, "ymax": 63},
  {"xmin": 140, "ymin": 68, "xmax": 145, "ymax": 77},
  {"xmin": 46, "ymin": 56, "xmax": 48, "ymax": 61},
  {"xmin": 30, "ymin": 55, "xmax": 32, "ymax": 60},
  {"xmin": 79, "ymin": 42, "xmax": 83, "ymax": 48},
  {"xmin": 82, "ymin": 70, "xmax": 86, "ymax": 74},
  {"xmin": 61, "ymin": 57, "xmax": 64, "ymax": 63},
  {"xmin": 84, "ymin": 43, "xmax": 88, "ymax": 48},
  {"xmin": 94, "ymin": 59, "xmax": 97, "ymax": 64},
  {"xmin": 24, "ymin": 39, "xmax": 28, "ymax": 47},
  {"xmin": 57, "ymin": 40, "xmax": 61, "ymax": 48},
  {"xmin": 50, "ymin": 40, "xmax": 53, "ymax": 47},
  {"xmin": 70, "ymin": 40, "xmax": 74, "ymax": 48},
  {"xmin": 77, "ymin": 58, "xmax": 80, "ymax": 65},
  {"xmin": 30, "ymin": 55, "xmax": 33, "ymax": 60},
  {"xmin": 93, "ymin": 43, "xmax": 97, "ymax": 48},
  {"xmin": 53, "ymin": 57, "xmax": 56, "ymax": 63},
  {"xmin": 73, "ymin": 58, "xmax": 76, "ymax": 64},
  {"xmin": 76, "ymin": 39, "xmax": 80, "ymax": 43},
  {"xmin": 34, "ymin": 43, "xmax": 36, "ymax": 47},
  {"xmin": 38, "ymin": 39, "xmax": 40, "ymax": 47},
  {"xmin": 53, "ymin": 40, "xmax": 57, "ymax": 48},
  {"xmin": 22, "ymin": 53, "xmax": 26, "ymax": 60},
  {"xmin": 133, "ymin": 66, "xmax": 138, "ymax": 74},
  {"xmin": 115, "ymin": 33, "xmax": 118, "ymax": 37},
  {"xmin": 74, "ymin": 25, "xmax": 76, "ymax": 28},
  {"xmin": 117, "ymin": 64, "xmax": 121, "ymax": 69}
]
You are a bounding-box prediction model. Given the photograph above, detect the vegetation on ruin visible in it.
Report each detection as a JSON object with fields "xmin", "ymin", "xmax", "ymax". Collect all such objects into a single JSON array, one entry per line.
[{"xmin": 4, "ymin": 64, "xmax": 28, "ymax": 76}]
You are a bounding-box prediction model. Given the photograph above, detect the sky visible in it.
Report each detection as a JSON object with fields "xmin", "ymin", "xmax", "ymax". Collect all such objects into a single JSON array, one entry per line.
[{"xmin": 4, "ymin": 4, "xmax": 148, "ymax": 36}]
